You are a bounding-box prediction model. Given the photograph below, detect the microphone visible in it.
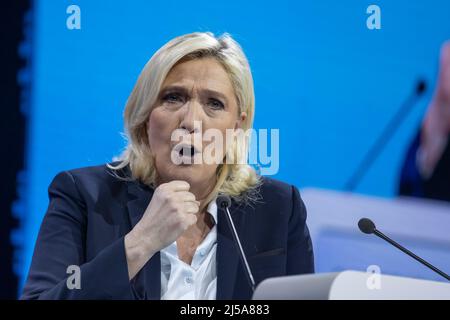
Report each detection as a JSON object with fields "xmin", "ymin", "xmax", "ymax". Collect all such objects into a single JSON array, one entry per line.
[
  {"xmin": 217, "ymin": 195, "xmax": 256, "ymax": 291},
  {"xmin": 358, "ymin": 218, "xmax": 450, "ymax": 281},
  {"xmin": 345, "ymin": 79, "xmax": 427, "ymax": 191}
]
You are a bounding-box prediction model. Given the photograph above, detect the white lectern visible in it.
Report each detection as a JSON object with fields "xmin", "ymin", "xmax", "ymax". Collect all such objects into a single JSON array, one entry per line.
[{"xmin": 252, "ymin": 271, "xmax": 450, "ymax": 300}]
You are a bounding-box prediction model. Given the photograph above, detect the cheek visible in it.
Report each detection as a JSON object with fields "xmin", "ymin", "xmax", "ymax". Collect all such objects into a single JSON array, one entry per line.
[
  {"xmin": 205, "ymin": 111, "xmax": 237, "ymax": 131},
  {"xmin": 147, "ymin": 109, "xmax": 175, "ymax": 153},
  {"xmin": 203, "ymin": 117, "xmax": 237, "ymax": 156},
  {"xmin": 208, "ymin": 116, "xmax": 237, "ymax": 138}
]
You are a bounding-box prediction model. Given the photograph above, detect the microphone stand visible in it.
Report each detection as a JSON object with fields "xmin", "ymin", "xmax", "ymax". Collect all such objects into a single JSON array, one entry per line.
[
  {"xmin": 221, "ymin": 201, "xmax": 256, "ymax": 291},
  {"xmin": 345, "ymin": 80, "xmax": 427, "ymax": 191},
  {"xmin": 373, "ymin": 228, "xmax": 450, "ymax": 281}
]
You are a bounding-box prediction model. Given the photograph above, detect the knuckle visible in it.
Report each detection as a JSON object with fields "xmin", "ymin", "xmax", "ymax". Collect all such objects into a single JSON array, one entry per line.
[
  {"xmin": 162, "ymin": 191, "xmax": 173, "ymax": 202},
  {"xmin": 167, "ymin": 201, "xmax": 177, "ymax": 211}
]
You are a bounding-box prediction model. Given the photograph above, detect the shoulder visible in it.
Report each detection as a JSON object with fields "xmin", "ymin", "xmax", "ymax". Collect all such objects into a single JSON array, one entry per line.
[
  {"xmin": 49, "ymin": 161, "xmax": 131, "ymax": 197},
  {"xmin": 256, "ymin": 176, "xmax": 300, "ymax": 205},
  {"xmin": 240, "ymin": 176, "xmax": 305, "ymax": 218},
  {"xmin": 259, "ymin": 176, "xmax": 294, "ymax": 194},
  {"xmin": 54, "ymin": 161, "xmax": 126, "ymax": 181},
  {"xmin": 65, "ymin": 161, "xmax": 126, "ymax": 180}
]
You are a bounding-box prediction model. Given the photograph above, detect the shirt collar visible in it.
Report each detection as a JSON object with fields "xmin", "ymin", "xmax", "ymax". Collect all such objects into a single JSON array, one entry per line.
[{"xmin": 206, "ymin": 197, "xmax": 218, "ymax": 225}]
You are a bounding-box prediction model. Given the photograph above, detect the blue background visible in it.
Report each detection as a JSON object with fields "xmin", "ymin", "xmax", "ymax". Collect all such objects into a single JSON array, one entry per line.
[{"xmin": 14, "ymin": 0, "xmax": 450, "ymax": 291}]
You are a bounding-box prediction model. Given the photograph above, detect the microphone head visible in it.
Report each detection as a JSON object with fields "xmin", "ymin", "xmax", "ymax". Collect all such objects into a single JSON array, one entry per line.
[
  {"xmin": 216, "ymin": 195, "xmax": 231, "ymax": 209},
  {"xmin": 416, "ymin": 79, "xmax": 427, "ymax": 95},
  {"xmin": 358, "ymin": 218, "xmax": 376, "ymax": 234}
]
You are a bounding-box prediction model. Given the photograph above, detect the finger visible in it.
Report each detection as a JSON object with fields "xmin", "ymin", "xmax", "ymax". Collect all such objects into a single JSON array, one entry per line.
[
  {"xmin": 176, "ymin": 191, "xmax": 198, "ymax": 203},
  {"xmin": 184, "ymin": 202, "xmax": 200, "ymax": 214},
  {"xmin": 166, "ymin": 180, "xmax": 190, "ymax": 192}
]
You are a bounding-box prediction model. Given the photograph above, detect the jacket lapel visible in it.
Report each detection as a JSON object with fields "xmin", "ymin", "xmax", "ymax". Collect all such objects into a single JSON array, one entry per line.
[
  {"xmin": 216, "ymin": 200, "xmax": 248, "ymax": 300},
  {"xmin": 126, "ymin": 181, "xmax": 161, "ymax": 300}
]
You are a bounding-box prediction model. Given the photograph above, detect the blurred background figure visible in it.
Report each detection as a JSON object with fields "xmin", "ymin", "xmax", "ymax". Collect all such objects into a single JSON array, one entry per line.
[{"xmin": 399, "ymin": 42, "xmax": 450, "ymax": 201}]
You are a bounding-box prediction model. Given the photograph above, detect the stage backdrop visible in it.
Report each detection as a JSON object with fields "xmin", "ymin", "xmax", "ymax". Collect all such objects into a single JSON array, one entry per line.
[{"xmin": 14, "ymin": 0, "xmax": 450, "ymax": 291}]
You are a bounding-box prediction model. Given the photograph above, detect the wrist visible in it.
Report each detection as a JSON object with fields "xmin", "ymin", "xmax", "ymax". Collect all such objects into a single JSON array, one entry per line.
[{"xmin": 124, "ymin": 228, "xmax": 157, "ymax": 263}]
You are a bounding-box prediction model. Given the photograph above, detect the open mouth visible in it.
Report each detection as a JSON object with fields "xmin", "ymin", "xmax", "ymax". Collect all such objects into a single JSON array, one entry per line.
[
  {"xmin": 179, "ymin": 145, "xmax": 196, "ymax": 157},
  {"xmin": 172, "ymin": 143, "xmax": 201, "ymax": 164}
]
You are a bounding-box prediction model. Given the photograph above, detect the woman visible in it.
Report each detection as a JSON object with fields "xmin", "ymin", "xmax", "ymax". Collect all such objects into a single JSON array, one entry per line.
[{"xmin": 21, "ymin": 32, "xmax": 314, "ymax": 300}]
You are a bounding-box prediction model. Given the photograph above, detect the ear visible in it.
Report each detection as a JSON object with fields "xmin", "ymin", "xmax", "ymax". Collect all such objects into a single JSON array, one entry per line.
[{"xmin": 235, "ymin": 112, "xmax": 247, "ymax": 129}]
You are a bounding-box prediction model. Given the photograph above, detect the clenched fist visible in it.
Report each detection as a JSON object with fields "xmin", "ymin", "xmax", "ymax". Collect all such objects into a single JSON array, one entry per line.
[{"xmin": 124, "ymin": 180, "xmax": 199, "ymax": 279}]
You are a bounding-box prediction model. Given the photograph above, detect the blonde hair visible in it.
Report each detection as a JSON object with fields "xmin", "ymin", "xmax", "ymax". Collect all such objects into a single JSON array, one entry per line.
[{"xmin": 109, "ymin": 32, "xmax": 260, "ymax": 204}]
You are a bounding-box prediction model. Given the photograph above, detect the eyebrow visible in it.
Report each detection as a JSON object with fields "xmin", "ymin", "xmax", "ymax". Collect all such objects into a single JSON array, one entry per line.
[{"xmin": 160, "ymin": 85, "xmax": 229, "ymax": 104}]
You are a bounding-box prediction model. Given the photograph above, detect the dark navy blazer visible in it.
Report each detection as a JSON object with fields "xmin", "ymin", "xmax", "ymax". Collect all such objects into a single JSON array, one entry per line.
[{"xmin": 21, "ymin": 163, "xmax": 314, "ymax": 300}]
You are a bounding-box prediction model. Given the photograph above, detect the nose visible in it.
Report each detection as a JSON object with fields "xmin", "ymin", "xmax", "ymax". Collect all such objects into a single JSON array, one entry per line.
[{"xmin": 179, "ymin": 99, "xmax": 203, "ymax": 133}]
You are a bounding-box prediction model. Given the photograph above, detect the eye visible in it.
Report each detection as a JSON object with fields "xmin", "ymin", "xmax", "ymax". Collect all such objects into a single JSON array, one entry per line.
[
  {"xmin": 162, "ymin": 92, "xmax": 184, "ymax": 104},
  {"xmin": 207, "ymin": 98, "xmax": 225, "ymax": 110}
]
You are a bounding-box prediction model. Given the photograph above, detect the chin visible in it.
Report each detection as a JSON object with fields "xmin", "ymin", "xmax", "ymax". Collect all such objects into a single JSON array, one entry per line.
[
  {"xmin": 163, "ymin": 164, "xmax": 199, "ymax": 182},
  {"xmin": 166, "ymin": 164, "xmax": 217, "ymax": 187}
]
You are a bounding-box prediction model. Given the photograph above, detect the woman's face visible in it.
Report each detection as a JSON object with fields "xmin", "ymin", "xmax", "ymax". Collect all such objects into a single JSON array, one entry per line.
[{"xmin": 147, "ymin": 57, "xmax": 246, "ymax": 197}]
